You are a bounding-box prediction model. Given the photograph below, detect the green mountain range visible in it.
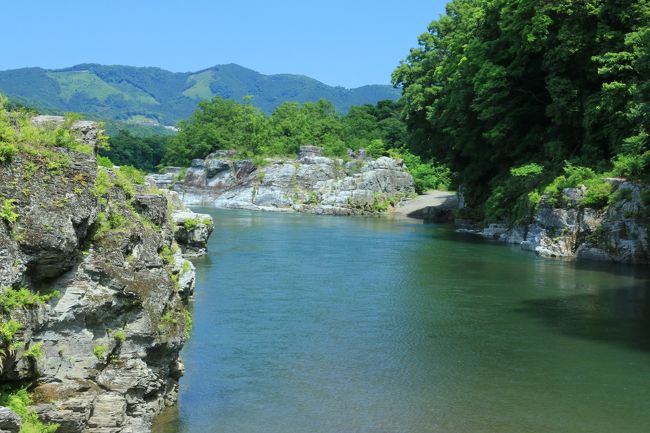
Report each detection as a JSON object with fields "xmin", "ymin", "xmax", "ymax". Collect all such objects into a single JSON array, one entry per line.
[{"xmin": 0, "ymin": 63, "xmax": 400, "ymax": 126}]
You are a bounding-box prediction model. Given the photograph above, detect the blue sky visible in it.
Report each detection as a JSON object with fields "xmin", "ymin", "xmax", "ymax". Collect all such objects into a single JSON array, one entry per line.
[{"xmin": 3, "ymin": 0, "xmax": 447, "ymax": 88}]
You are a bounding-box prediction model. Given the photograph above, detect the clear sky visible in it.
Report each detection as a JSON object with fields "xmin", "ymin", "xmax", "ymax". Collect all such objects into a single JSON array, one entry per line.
[{"xmin": 2, "ymin": 0, "xmax": 448, "ymax": 88}]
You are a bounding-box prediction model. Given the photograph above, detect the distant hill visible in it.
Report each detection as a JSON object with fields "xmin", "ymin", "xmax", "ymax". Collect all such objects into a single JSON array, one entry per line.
[{"xmin": 0, "ymin": 63, "xmax": 400, "ymax": 126}]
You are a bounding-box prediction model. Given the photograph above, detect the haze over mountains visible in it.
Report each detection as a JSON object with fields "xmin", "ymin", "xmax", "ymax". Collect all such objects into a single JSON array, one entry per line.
[{"xmin": 0, "ymin": 63, "xmax": 400, "ymax": 126}]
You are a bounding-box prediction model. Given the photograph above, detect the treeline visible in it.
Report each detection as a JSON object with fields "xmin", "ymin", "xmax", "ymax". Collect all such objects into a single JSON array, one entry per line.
[
  {"xmin": 162, "ymin": 98, "xmax": 407, "ymax": 165},
  {"xmin": 394, "ymin": 0, "xmax": 649, "ymax": 221},
  {"xmin": 100, "ymin": 130, "xmax": 170, "ymax": 172},
  {"xmin": 98, "ymin": 97, "xmax": 450, "ymax": 192}
]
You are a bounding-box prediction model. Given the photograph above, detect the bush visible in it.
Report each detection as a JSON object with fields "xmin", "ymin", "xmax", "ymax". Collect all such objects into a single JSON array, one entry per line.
[
  {"xmin": 112, "ymin": 330, "xmax": 126, "ymax": 343},
  {"xmin": 117, "ymin": 165, "xmax": 145, "ymax": 185},
  {"xmin": 96, "ymin": 155, "xmax": 114, "ymax": 168},
  {"xmin": 183, "ymin": 218, "xmax": 200, "ymax": 231},
  {"xmin": 510, "ymin": 163, "xmax": 544, "ymax": 177},
  {"xmin": 0, "ymin": 388, "xmax": 59, "ymax": 433},
  {"xmin": 0, "ymin": 198, "xmax": 19, "ymax": 224},
  {"xmin": 0, "ymin": 142, "xmax": 17, "ymax": 163},
  {"xmin": 484, "ymin": 186, "xmax": 508, "ymax": 223},
  {"xmin": 544, "ymin": 162, "xmax": 612, "ymax": 208},
  {"xmin": 93, "ymin": 345, "xmax": 107, "ymax": 360},
  {"xmin": 184, "ymin": 310, "xmax": 193, "ymax": 339},
  {"xmin": 611, "ymin": 150, "xmax": 650, "ymax": 182},
  {"xmin": 0, "ymin": 287, "xmax": 60, "ymax": 313},
  {"xmin": 581, "ymin": 178, "xmax": 613, "ymax": 208},
  {"xmin": 388, "ymin": 148, "xmax": 451, "ymax": 193},
  {"xmin": 159, "ymin": 245, "xmax": 175, "ymax": 265}
]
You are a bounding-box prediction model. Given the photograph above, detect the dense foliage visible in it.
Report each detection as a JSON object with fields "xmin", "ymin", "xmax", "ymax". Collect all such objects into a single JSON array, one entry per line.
[
  {"xmin": 163, "ymin": 97, "xmax": 403, "ymax": 162},
  {"xmin": 393, "ymin": 0, "xmax": 649, "ymax": 220},
  {"xmin": 0, "ymin": 95, "xmax": 98, "ymax": 162},
  {"xmin": 0, "ymin": 63, "xmax": 399, "ymax": 125},
  {"xmin": 100, "ymin": 130, "xmax": 169, "ymax": 172}
]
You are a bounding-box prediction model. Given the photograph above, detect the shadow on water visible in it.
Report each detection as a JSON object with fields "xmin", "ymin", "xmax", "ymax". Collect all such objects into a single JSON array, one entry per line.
[{"xmin": 518, "ymin": 283, "xmax": 650, "ymax": 352}]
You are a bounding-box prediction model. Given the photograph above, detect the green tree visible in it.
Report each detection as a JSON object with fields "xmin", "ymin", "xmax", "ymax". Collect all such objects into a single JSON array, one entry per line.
[{"xmin": 393, "ymin": 0, "xmax": 650, "ymax": 211}]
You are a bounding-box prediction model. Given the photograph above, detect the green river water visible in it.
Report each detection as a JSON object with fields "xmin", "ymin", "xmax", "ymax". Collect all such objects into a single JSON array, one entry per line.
[{"xmin": 154, "ymin": 209, "xmax": 650, "ymax": 433}]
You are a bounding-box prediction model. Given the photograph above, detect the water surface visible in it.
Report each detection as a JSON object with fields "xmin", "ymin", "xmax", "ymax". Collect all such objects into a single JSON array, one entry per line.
[{"xmin": 154, "ymin": 209, "xmax": 650, "ymax": 433}]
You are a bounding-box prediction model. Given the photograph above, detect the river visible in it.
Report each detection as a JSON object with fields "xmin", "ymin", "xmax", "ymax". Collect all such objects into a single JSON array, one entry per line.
[{"xmin": 154, "ymin": 209, "xmax": 650, "ymax": 433}]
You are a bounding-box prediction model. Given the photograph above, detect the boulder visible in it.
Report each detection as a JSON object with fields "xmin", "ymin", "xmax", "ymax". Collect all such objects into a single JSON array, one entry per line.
[{"xmin": 172, "ymin": 211, "xmax": 214, "ymax": 256}]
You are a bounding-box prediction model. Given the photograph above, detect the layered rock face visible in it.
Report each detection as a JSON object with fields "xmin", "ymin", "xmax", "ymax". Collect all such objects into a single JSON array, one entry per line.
[
  {"xmin": 0, "ymin": 117, "xmax": 212, "ymax": 432},
  {"xmin": 464, "ymin": 182, "xmax": 649, "ymax": 264},
  {"xmin": 148, "ymin": 146, "xmax": 415, "ymax": 215}
]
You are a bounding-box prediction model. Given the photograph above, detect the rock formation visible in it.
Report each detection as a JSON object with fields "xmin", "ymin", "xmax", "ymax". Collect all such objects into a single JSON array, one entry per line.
[
  {"xmin": 460, "ymin": 181, "xmax": 649, "ymax": 264},
  {"xmin": 0, "ymin": 116, "xmax": 212, "ymax": 432},
  {"xmin": 147, "ymin": 146, "xmax": 415, "ymax": 215}
]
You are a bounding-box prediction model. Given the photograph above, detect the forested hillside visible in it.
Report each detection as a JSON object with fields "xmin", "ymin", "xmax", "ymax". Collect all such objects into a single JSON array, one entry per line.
[
  {"xmin": 393, "ymin": 0, "xmax": 649, "ymax": 222},
  {"xmin": 0, "ymin": 63, "xmax": 399, "ymax": 125}
]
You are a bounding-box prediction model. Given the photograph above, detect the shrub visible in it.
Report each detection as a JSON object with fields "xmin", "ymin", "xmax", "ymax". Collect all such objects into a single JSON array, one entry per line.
[
  {"xmin": 183, "ymin": 218, "xmax": 200, "ymax": 231},
  {"xmin": 117, "ymin": 165, "xmax": 145, "ymax": 185},
  {"xmin": 0, "ymin": 388, "xmax": 59, "ymax": 433},
  {"xmin": 93, "ymin": 345, "xmax": 107, "ymax": 360},
  {"xmin": 484, "ymin": 186, "xmax": 508, "ymax": 223},
  {"xmin": 388, "ymin": 148, "xmax": 451, "ymax": 193},
  {"xmin": 23, "ymin": 342, "xmax": 44, "ymax": 359},
  {"xmin": 611, "ymin": 150, "xmax": 650, "ymax": 182},
  {"xmin": 159, "ymin": 245, "xmax": 175, "ymax": 265},
  {"xmin": 544, "ymin": 163, "xmax": 612, "ymax": 209},
  {"xmin": 93, "ymin": 169, "xmax": 112, "ymax": 200},
  {"xmin": 510, "ymin": 163, "xmax": 544, "ymax": 177},
  {"xmin": 112, "ymin": 330, "xmax": 126, "ymax": 343},
  {"xmin": 581, "ymin": 178, "xmax": 613, "ymax": 208},
  {"xmin": 96, "ymin": 155, "xmax": 114, "ymax": 168},
  {"xmin": 0, "ymin": 287, "xmax": 60, "ymax": 313},
  {"xmin": 0, "ymin": 142, "xmax": 17, "ymax": 163},
  {"xmin": 0, "ymin": 320, "xmax": 21, "ymax": 343},
  {"xmin": 184, "ymin": 310, "xmax": 193, "ymax": 339},
  {"xmin": 0, "ymin": 198, "xmax": 19, "ymax": 224}
]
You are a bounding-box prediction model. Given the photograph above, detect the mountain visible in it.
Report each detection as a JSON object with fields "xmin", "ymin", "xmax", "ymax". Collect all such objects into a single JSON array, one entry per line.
[{"xmin": 0, "ymin": 63, "xmax": 400, "ymax": 125}]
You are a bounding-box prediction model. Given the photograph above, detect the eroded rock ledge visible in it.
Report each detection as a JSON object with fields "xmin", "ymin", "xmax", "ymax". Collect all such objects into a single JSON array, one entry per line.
[
  {"xmin": 0, "ymin": 116, "xmax": 212, "ymax": 432},
  {"xmin": 147, "ymin": 146, "xmax": 415, "ymax": 215},
  {"xmin": 458, "ymin": 181, "xmax": 649, "ymax": 264}
]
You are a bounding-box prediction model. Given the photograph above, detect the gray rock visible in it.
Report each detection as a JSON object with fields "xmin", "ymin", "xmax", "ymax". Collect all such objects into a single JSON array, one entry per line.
[
  {"xmin": 472, "ymin": 181, "xmax": 649, "ymax": 264},
  {"xmin": 205, "ymin": 159, "xmax": 230, "ymax": 177},
  {"xmin": 0, "ymin": 407, "xmax": 21, "ymax": 433},
  {"xmin": 479, "ymin": 224, "xmax": 508, "ymax": 239},
  {"xmin": 298, "ymin": 145, "xmax": 323, "ymax": 160},
  {"xmin": 159, "ymin": 152, "xmax": 415, "ymax": 215},
  {"xmin": 172, "ymin": 211, "xmax": 214, "ymax": 256},
  {"xmin": 0, "ymin": 118, "xmax": 213, "ymax": 432}
]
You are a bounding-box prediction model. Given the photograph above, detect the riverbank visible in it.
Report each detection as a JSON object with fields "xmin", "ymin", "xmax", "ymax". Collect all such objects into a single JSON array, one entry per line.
[{"xmin": 459, "ymin": 180, "xmax": 649, "ymax": 264}]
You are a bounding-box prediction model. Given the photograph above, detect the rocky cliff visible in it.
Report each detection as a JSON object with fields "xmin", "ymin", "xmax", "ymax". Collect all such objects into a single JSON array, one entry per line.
[
  {"xmin": 461, "ymin": 181, "xmax": 649, "ymax": 264},
  {"xmin": 0, "ymin": 116, "xmax": 212, "ymax": 432},
  {"xmin": 148, "ymin": 146, "xmax": 415, "ymax": 215}
]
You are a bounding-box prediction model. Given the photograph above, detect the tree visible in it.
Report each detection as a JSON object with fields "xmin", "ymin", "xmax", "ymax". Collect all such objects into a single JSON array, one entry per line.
[{"xmin": 393, "ymin": 0, "xmax": 650, "ymax": 209}]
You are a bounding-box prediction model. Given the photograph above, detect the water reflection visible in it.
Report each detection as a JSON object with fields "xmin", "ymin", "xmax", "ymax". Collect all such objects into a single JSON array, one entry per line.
[{"xmin": 519, "ymin": 284, "xmax": 650, "ymax": 351}]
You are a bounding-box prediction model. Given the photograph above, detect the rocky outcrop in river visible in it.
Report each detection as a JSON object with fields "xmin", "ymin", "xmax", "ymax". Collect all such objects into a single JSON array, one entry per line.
[
  {"xmin": 148, "ymin": 146, "xmax": 415, "ymax": 215},
  {"xmin": 0, "ymin": 117, "xmax": 212, "ymax": 432},
  {"xmin": 461, "ymin": 181, "xmax": 649, "ymax": 264}
]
